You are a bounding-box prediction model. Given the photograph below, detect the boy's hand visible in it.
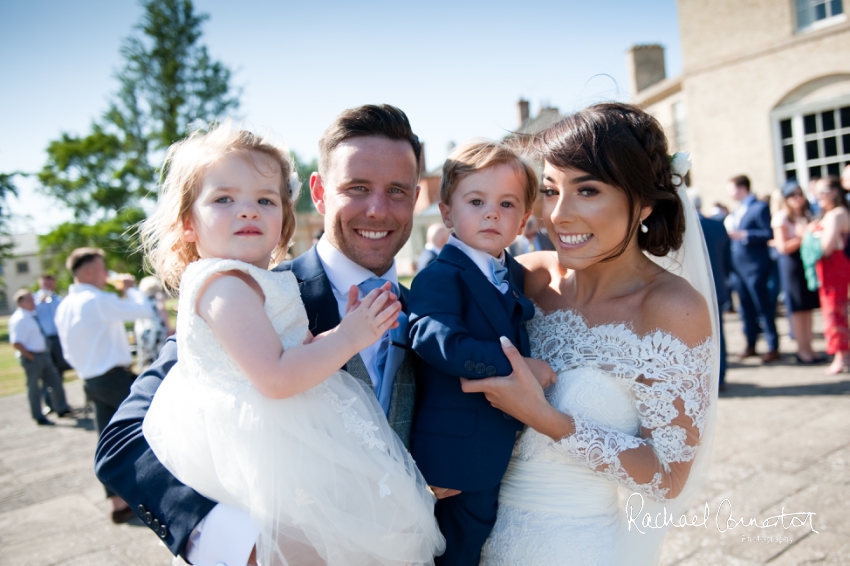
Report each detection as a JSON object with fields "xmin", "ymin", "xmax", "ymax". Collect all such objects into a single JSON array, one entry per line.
[
  {"xmin": 524, "ymin": 357, "xmax": 558, "ymax": 389},
  {"xmin": 430, "ymin": 486, "xmax": 461, "ymax": 499}
]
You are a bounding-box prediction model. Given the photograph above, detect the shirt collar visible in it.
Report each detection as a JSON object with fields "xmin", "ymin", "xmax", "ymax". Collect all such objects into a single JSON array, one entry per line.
[
  {"xmin": 15, "ymin": 307, "xmax": 35, "ymax": 317},
  {"xmin": 316, "ymin": 235, "xmax": 398, "ymax": 295},
  {"xmin": 68, "ymin": 283, "xmax": 101, "ymax": 294},
  {"xmin": 446, "ymin": 233, "xmax": 505, "ymax": 277}
]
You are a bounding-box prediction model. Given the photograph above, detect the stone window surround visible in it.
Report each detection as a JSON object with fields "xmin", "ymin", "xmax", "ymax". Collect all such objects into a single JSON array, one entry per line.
[
  {"xmin": 795, "ymin": 0, "xmax": 846, "ymax": 33},
  {"xmin": 771, "ymin": 92, "xmax": 850, "ymax": 188}
]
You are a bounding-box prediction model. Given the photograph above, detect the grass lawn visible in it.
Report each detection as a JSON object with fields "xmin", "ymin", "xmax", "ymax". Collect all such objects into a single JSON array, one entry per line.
[{"xmin": 0, "ymin": 315, "xmax": 79, "ymax": 398}]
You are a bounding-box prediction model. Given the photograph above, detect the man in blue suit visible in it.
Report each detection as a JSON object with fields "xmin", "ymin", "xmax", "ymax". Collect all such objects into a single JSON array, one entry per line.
[
  {"xmin": 725, "ymin": 175, "xmax": 780, "ymax": 363},
  {"xmin": 693, "ymin": 192, "xmax": 732, "ymax": 389},
  {"xmin": 95, "ymin": 104, "xmax": 424, "ymax": 565}
]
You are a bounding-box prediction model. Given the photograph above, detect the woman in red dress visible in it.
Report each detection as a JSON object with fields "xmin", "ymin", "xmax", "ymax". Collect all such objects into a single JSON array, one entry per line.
[{"xmin": 811, "ymin": 176, "xmax": 850, "ymax": 374}]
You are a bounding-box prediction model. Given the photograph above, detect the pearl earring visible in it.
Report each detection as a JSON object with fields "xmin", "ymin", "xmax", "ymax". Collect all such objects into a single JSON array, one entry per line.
[{"xmin": 640, "ymin": 222, "xmax": 649, "ymax": 234}]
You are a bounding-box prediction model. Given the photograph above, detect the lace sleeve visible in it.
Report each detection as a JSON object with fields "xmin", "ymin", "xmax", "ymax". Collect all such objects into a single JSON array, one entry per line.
[{"xmin": 549, "ymin": 338, "xmax": 714, "ymax": 502}]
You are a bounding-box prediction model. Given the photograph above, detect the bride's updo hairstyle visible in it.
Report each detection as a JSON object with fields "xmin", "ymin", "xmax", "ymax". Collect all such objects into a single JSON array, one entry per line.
[{"xmin": 535, "ymin": 102, "xmax": 685, "ymax": 260}]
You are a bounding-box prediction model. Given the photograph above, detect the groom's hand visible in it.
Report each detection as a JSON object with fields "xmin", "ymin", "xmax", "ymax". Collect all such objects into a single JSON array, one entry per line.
[{"xmin": 430, "ymin": 486, "xmax": 461, "ymax": 499}]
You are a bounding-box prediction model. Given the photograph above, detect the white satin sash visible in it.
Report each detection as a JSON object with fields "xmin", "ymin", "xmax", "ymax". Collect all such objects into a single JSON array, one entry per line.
[{"xmin": 498, "ymin": 459, "xmax": 619, "ymax": 517}]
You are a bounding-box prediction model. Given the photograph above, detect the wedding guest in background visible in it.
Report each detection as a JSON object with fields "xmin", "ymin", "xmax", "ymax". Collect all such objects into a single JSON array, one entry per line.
[
  {"xmin": 134, "ymin": 276, "xmax": 173, "ymax": 370},
  {"xmin": 772, "ymin": 179, "xmax": 821, "ymax": 364},
  {"xmin": 692, "ymin": 190, "xmax": 731, "ymax": 389},
  {"xmin": 10, "ymin": 289, "xmax": 71, "ymax": 425},
  {"xmin": 709, "ymin": 202, "xmax": 730, "ymax": 221},
  {"xmin": 34, "ymin": 274, "xmax": 72, "ymax": 413},
  {"xmin": 55, "ymin": 247, "xmax": 153, "ymax": 523},
  {"xmin": 725, "ymin": 175, "xmax": 780, "ymax": 363},
  {"xmin": 509, "ymin": 216, "xmax": 555, "ymax": 256},
  {"xmin": 416, "ymin": 223, "xmax": 450, "ymax": 272},
  {"xmin": 35, "ymin": 274, "xmax": 72, "ymax": 374},
  {"xmin": 809, "ymin": 176, "xmax": 850, "ymax": 374},
  {"xmin": 807, "ymin": 176, "xmax": 822, "ymax": 216},
  {"xmin": 842, "ymin": 164, "xmax": 850, "ymax": 192}
]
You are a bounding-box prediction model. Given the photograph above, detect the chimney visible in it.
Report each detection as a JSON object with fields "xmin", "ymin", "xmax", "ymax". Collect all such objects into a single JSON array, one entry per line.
[
  {"xmin": 517, "ymin": 99, "xmax": 530, "ymax": 127},
  {"xmin": 418, "ymin": 141, "xmax": 426, "ymax": 176},
  {"xmin": 627, "ymin": 44, "xmax": 666, "ymax": 94}
]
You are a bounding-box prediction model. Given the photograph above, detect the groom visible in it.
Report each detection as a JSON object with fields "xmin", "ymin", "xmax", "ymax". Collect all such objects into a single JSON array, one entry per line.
[{"xmin": 95, "ymin": 104, "xmax": 424, "ymax": 565}]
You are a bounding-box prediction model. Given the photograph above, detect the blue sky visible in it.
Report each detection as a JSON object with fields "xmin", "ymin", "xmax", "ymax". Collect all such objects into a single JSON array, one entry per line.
[{"xmin": 0, "ymin": 0, "xmax": 682, "ymax": 233}]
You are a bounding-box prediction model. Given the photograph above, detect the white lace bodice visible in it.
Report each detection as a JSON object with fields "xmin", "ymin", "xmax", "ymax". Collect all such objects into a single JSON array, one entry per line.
[
  {"xmin": 512, "ymin": 308, "xmax": 715, "ymax": 501},
  {"xmin": 176, "ymin": 258, "xmax": 308, "ymax": 395}
]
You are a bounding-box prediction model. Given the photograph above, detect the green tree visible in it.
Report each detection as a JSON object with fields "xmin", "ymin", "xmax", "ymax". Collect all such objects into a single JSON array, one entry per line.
[
  {"xmin": 37, "ymin": 0, "xmax": 239, "ymax": 274},
  {"xmin": 293, "ymin": 154, "xmax": 318, "ymax": 214},
  {"xmin": 0, "ymin": 172, "xmax": 20, "ymax": 284}
]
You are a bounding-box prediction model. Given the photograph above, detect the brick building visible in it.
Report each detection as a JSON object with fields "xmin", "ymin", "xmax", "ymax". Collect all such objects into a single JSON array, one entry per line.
[{"xmin": 632, "ymin": 0, "xmax": 850, "ymax": 205}]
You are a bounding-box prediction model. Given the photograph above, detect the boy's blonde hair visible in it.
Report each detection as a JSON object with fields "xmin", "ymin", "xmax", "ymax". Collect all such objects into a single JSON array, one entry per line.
[
  {"xmin": 440, "ymin": 140, "xmax": 539, "ymax": 211},
  {"xmin": 141, "ymin": 120, "xmax": 298, "ymax": 292}
]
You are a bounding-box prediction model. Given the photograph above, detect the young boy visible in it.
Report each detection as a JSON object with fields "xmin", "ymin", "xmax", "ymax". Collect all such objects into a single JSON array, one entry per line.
[{"xmin": 408, "ymin": 140, "xmax": 554, "ymax": 565}]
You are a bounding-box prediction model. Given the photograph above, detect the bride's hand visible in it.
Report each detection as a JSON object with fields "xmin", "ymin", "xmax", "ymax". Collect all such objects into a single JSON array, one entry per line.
[{"xmin": 461, "ymin": 337, "xmax": 551, "ymax": 426}]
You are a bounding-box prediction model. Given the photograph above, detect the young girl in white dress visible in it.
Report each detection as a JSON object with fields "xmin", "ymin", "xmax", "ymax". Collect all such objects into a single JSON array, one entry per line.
[{"xmin": 139, "ymin": 123, "xmax": 444, "ymax": 566}]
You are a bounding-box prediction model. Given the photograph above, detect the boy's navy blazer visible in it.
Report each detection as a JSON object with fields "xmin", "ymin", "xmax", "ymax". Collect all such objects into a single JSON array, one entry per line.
[
  {"xmin": 408, "ymin": 244, "xmax": 534, "ymax": 492},
  {"xmin": 94, "ymin": 246, "xmax": 411, "ymax": 558}
]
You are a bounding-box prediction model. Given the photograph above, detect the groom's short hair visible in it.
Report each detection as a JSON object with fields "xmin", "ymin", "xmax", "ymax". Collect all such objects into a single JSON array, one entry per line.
[{"xmin": 318, "ymin": 104, "xmax": 422, "ymax": 176}]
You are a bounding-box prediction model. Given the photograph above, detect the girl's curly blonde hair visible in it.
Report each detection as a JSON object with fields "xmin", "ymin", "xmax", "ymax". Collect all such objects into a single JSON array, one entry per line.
[{"xmin": 141, "ymin": 120, "xmax": 298, "ymax": 293}]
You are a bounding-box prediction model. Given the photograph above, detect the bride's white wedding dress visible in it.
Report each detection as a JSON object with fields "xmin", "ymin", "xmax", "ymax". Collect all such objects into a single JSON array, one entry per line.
[
  {"xmin": 481, "ymin": 308, "xmax": 715, "ymax": 565},
  {"xmin": 143, "ymin": 258, "xmax": 444, "ymax": 566}
]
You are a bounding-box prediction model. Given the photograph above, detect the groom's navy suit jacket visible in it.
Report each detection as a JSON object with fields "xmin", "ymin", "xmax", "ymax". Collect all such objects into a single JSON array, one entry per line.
[
  {"xmin": 408, "ymin": 245, "xmax": 533, "ymax": 492},
  {"xmin": 94, "ymin": 246, "xmax": 413, "ymax": 558}
]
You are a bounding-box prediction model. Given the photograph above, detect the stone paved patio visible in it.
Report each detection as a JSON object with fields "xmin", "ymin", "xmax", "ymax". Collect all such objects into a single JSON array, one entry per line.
[{"xmin": 0, "ymin": 312, "xmax": 847, "ymax": 565}]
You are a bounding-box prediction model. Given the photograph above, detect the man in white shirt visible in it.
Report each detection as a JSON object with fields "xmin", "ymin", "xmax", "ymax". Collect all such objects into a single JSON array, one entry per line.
[
  {"xmin": 9, "ymin": 289, "xmax": 71, "ymax": 425},
  {"xmin": 55, "ymin": 247, "xmax": 153, "ymax": 523}
]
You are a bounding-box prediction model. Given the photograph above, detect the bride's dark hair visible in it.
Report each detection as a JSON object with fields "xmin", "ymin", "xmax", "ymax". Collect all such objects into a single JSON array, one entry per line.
[{"xmin": 534, "ymin": 102, "xmax": 685, "ymax": 259}]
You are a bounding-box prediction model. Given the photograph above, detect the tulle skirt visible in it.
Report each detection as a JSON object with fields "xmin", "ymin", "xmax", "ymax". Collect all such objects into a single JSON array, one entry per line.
[{"xmin": 144, "ymin": 362, "xmax": 445, "ymax": 565}]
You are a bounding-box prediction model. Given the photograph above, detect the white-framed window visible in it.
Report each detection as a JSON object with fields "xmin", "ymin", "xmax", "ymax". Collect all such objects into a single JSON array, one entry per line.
[
  {"xmin": 773, "ymin": 96, "xmax": 850, "ymax": 187},
  {"xmin": 15, "ymin": 261, "xmax": 29, "ymax": 274},
  {"xmin": 795, "ymin": 0, "xmax": 845, "ymax": 31}
]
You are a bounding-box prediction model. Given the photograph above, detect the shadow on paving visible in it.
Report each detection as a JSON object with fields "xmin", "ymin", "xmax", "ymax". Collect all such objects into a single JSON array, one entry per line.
[{"xmin": 720, "ymin": 378, "xmax": 850, "ymax": 397}]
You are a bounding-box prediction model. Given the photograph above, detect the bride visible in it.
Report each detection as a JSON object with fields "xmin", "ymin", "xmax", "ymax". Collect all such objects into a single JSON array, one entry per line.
[{"xmin": 466, "ymin": 103, "xmax": 720, "ymax": 565}]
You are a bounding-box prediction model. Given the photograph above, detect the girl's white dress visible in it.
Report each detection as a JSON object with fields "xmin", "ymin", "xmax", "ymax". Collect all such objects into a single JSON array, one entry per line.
[{"xmin": 143, "ymin": 258, "xmax": 444, "ymax": 566}]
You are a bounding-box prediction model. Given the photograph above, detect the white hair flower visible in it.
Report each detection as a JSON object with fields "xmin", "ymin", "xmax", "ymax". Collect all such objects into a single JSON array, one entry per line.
[{"xmin": 670, "ymin": 151, "xmax": 691, "ymax": 178}]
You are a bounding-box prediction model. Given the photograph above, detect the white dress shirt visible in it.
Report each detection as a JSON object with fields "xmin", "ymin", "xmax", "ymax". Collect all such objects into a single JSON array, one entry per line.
[
  {"xmin": 9, "ymin": 307, "xmax": 47, "ymax": 357},
  {"xmin": 725, "ymin": 193, "xmax": 756, "ymax": 232},
  {"xmin": 186, "ymin": 238, "xmax": 400, "ymax": 565},
  {"xmin": 54, "ymin": 283, "xmax": 152, "ymax": 379},
  {"xmin": 446, "ymin": 234, "xmax": 509, "ymax": 294},
  {"xmin": 316, "ymin": 235, "xmax": 399, "ymax": 388}
]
